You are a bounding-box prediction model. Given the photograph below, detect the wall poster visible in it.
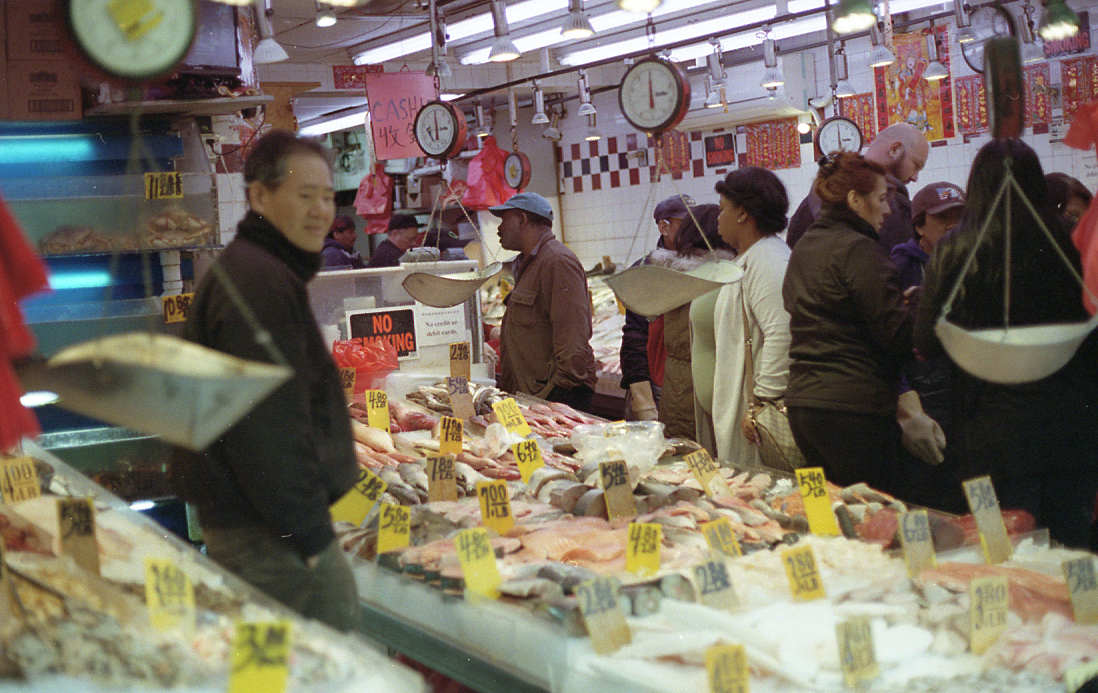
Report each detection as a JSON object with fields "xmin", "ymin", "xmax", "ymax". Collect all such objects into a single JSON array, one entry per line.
[
  {"xmin": 838, "ymin": 93, "xmax": 878, "ymax": 143},
  {"xmin": 874, "ymin": 25, "xmax": 955, "ymax": 141},
  {"xmin": 742, "ymin": 118, "xmax": 800, "ymax": 170}
]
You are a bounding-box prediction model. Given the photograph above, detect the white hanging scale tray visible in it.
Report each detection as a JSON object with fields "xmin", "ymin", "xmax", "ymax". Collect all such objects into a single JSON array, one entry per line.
[
  {"xmin": 402, "ymin": 262, "xmax": 504, "ymax": 308},
  {"xmin": 606, "ymin": 259, "xmax": 743, "ymax": 318}
]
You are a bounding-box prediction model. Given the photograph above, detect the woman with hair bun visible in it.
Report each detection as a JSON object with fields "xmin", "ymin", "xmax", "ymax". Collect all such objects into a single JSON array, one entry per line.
[
  {"xmin": 782, "ymin": 152, "xmax": 915, "ymax": 494},
  {"xmin": 692, "ymin": 167, "xmax": 793, "ymax": 467}
]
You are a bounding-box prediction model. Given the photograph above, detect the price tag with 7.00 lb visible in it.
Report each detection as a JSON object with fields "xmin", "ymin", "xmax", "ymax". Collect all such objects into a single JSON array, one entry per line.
[
  {"xmin": 427, "ymin": 455, "xmax": 458, "ymax": 502},
  {"xmin": 365, "ymin": 390, "xmax": 390, "ymax": 433},
  {"xmin": 684, "ymin": 449, "xmax": 731, "ymax": 497},
  {"xmin": 330, "ymin": 468, "xmax": 387, "ymax": 525},
  {"xmin": 449, "ymin": 341, "xmax": 471, "ymax": 379},
  {"xmin": 377, "ymin": 503, "xmax": 411, "ymax": 554},
  {"xmin": 492, "ymin": 398, "xmax": 532, "ymax": 437},
  {"xmin": 575, "ymin": 576, "xmax": 631, "ymax": 654},
  {"xmin": 796, "ymin": 467, "xmax": 840, "ymax": 536},
  {"xmin": 626, "ymin": 522, "xmax": 661, "ymax": 576},
  {"xmin": 969, "ymin": 575, "xmax": 1009, "ymax": 654},
  {"xmin": 477, "ymin": 480, "xmax": 514, "ymax": 534},
  {"xmin": 229, "ymin": 620, "xmax": 291, "ymax": 693},
  {"xmin": 898, "ymin": 510, "xmax": 937, "ymax": 578},
  {"xmin": 455, "ymin": 527, "xmax": 502, "ymax": 599},
  {"xmin": 694, "ymin": 559, "xmax": 738, "ymax": 610},
  {"xmin": 0, "ymin": 456, "xmax": 40, "ymax": 504},
  {"xmin": 512, "ymin": 439, "xmax": 544, "ymax": 484},
  {"xmin": 782, "ymin": 544, "xmax": 826, "ymax": 601},
  {"xmin": 439, "ymin": 416, "xmax": 463, "ymax": 456},
  {"xmin": 963, "ymin": 475, "xmax": 1012, "ymax": 564},
  {"xmin": 600, "ymin": 460, "xmax": 636, "ymax": 520},
  {"xmin": 162, "ymin": 293, "xmax": 194, "ymax": 324},
  {"xmin": 702, "ymin": 517, "xmax": 742, "ymax": 558},
  {"xmin": 706, "ymin": 644, "xmax": 748, "ymax": 693},
  {"xmin": 837, "ymin": 616, "xmax": 880, "ymax": 687},
  {"xmin": 1063, "ymin": 556, "xmax": 1098, "ymax": 624},
  {"xmin": 145, "ymin": 558, "xmax": 195, "ymax": 633},
  {"xmin": 447, "ymin": 376, "xmax": 475, "ymax": 421},
  {"xmin": 59, "ymin": 497, "xmax": 100, "ymax": 576}
]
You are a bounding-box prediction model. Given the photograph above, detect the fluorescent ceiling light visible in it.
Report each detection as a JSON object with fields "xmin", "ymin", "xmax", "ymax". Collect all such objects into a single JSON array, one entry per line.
[{"xmin": 298, "ymin": 108, "xmax": 368, "ymax": 137}]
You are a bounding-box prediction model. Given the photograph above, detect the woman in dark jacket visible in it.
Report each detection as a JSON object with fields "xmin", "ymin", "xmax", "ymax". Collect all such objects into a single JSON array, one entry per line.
[
  {"xmin": 782, "ymin": 152, "xmax": 915, "ymax": 495},
  {"xmin": 915, "ymin": 139, "xmax": 1098, "ymax": 548}
]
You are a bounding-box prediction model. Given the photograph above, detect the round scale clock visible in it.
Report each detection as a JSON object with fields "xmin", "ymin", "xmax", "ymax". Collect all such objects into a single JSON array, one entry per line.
[
  {"xmin": 961, "ymin": 5, "xmax": 1017, "ymax": 73},
  {"xmin": 67, "ymin": 0, "xmax": 197, "ymax": 80},
  {"xmin": 814, "ymin": 116, "xmax": 864, "ymax": 155},
  {"xmin": 618, "ymin": 57, "xmax": 691, "ymax": 135},
  {"xmin": 413, "ymin": 100, "xmax": 468, "ymax": 160},
  {"xmin": 504, "ymin": 151, "xmax": 532, "ymax": 191}
]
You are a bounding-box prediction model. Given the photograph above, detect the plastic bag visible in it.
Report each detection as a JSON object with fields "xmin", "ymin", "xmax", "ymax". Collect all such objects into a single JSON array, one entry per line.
[
  {"xmin": 461, "ymin": 136, "xmax": 516, "ymax": 210},
  {"xmin": 332, "ymin": 338, "xmax": 399, "ymax": 393},
  {"xmin": 355, "ymin": 162, "xmax": 393, "ymax": 229},
  {"xmin": 1063, "ymin": 101, "xmax": 1098, "ymax": 315}
]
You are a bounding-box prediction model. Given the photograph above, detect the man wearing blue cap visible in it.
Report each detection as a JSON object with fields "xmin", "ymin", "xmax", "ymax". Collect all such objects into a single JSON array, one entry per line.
[{"xmin": 490, "ymin": 192, "xmax": 598, "ymax": 411}]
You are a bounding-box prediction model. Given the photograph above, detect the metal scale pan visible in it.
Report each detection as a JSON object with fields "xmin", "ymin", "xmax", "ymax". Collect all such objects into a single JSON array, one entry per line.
[{"xmin": 402, "ymin": 262, "xmax": 504, "ymax": 308}]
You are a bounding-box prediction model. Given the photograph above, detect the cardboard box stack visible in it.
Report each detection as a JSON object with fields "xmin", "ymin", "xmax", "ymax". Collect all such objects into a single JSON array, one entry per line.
[{"xmin": 5, "ymin": 0, "xmax": 82, "ymax": 121}]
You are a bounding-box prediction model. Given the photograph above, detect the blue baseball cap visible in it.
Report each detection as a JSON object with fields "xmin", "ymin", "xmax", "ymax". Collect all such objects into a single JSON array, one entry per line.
[{"xmin": 488, "ymin": 192, "xmax": 553, "ymax": 222}]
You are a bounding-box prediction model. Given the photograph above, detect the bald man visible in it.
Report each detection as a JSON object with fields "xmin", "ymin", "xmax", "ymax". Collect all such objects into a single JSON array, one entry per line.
[{"xmin": 786, "ymin": 123, "xmax": 930, "ymax": 250}]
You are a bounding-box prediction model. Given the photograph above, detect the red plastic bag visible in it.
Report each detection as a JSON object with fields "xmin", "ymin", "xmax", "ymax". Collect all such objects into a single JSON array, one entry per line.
[
  {"xmin": 355, "ymin": 162, "xmax": 393, "ymax": 230},
  {"xmin": 461, "ymin": 136, "xmax": 516, "ymax": 210},
  {"xmin": 332, "ymin": 338, "xmax": 399, "ymax": 392}
]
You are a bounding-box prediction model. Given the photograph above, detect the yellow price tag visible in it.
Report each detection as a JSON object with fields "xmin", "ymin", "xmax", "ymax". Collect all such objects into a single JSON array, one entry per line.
[
  {"xmin": 575, "ymin": 576, "xmax": 631, "ymax": 654},
  {"xmin": 625, "ymin": 522, "xmax": 661, "ymax": 576},
  {"xmin": 162, "ymin": 292, "xmax": 194, "ymax": 324},
  {"xmin": 492, "ymin": 398, "xmax": 532, "ymax": 437},
  {"xmin": 476, "ymin": 480, "xmax": 514, "ymax": 534},
  {"xmin": 143, "ymin": 171, "xmax": 182, "ymax": 199},
  {"xmin": 0, "ymin": 456, "xmax": 40, "ymax": 504},
  {"xmin": 446, "ymin": 376, "xmax": 475, "ymax": 420},
  {"xmin": 969, "ymin": 575, "xmax": 1009, "ymax": 654},
  {"xmin": 693, "ymin": 559, "xmax": 738, "ymax": 610},
  {"xmin": 427, "ymin": 455, "xmax": 458, "ymax": 502},
  {"xmin": 449, "ymin": 341, "xmax": 471, "ymax": 379},
  {"xmin": 795, "ymin": 467, "xmax": 840, "ymax": 536},
  {"xmin": 1064, "ymin": 556, "xmax": 1098, "ymax": 624},
  {"xmin": 338, "ymin": 367, "xmax": 357, "ymax": 397},
  {"xmin": 229, "ymin": 620, "xmax": 291, "ymax": 693},
  {"xmin": 439, "ymin": 416, "xmax": 463, "ymax": 456},
  {"xmin": 365, "ymin": 389, "xmax": 390, "ymax": 432},
  {"xmin": 454, "ymin": 527, "xmax": 502, "ymax": 599},
  {"xmin": 684, "ymin": 449, "xmax": 731, "ymax": 497},
  {"xmin": 701, "ymin": 518, "xmax": 742, "ymax": 558},
  {"xmin": 963, "ymin": 476, "xmax": 1012, "ymax": 564},
  {"xmin": 837, "ymin": 616, "xmax": 880, "ymax": 687},
  {"xmin": 145, "ymin": 558, "xmax": 195, "ymax": 633},
  {"xmin": 898, "ymin": 510, "xmax": 937, "ymax": 578},
  {"xmin": 782, "ymin": 544, "xmax": 826, "ymax": 601},
  {"xmin": 330, "ymin": 468, "xmax": 387, "ymax": 525},
  {"xmin": 512, "ymin": 439, "xmax": 544, "ymax": 484},
  {"xmin": 705, "ymin": 643, "xmax": 749, "ymax": 693},
  {"xmin": 377, "ymin": 503, "xmax": 411, "ymax": 554},
  {"xmin": 58, "ymin": 497, "xmax": 99, "ymax": 576},
  {"xmin": 600, "ymin": 460, "xmax": 636, "ymax": 520}
]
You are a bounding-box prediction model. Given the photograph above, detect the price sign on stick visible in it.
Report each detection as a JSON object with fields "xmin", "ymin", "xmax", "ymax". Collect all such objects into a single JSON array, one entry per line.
[
  {"xmin": 782, "ymin": 544, "xmax": 826, "ymax": 601},
  {"xmin": 684, "ymin": 449, "xmax": 731, "ymax": 497},
  {"xmin": 837, "ymin": 616, "xmax": 880, "ymax": 687},
  {"xmin": 58, "ymin": 497, "xmax": 99, "ymax": 576},
  {"xmin": 449, "ymin": 341, "xmax": 471, "ymax": 379},
  {"xmin": 512, "ymin": 439, "xmax": 544, "ymax": 483},
  {"xmin": 969, "ymin": 575, "xmax": 1009, "ymax": 654},
  {"xmin": 575, "ymin": 576, "xmax": 631, "ymax": 654},
  {"xmin": 476, "ymin": 480, "xmax": 514, "ymax": 534},
  {"xmin": 898, "ymin": 510, "xmax": 937, "ymax": 578},
  {"xmin": 427, "ymin": 455, "xmax": 458, "ymax": 502},
  {"xmin": 1064, "ymin": 557, "xmax": 1098, "ymax": 625},
  {"xmin": 330, "ymin": 468, "xmax": 387, "ymax": 525},
  {"xmin": 963, "ymin": 476, "xmax": 1012, "ymax": 564},
  {"xmin": 600, "ymin": 460, "xmax": 636, "ymax": 520},
  {"xmin": 705, "ymin": 644, "xmax": 749, "ymax": 693},
  {"xmin": 626, "ymin": 522, "xmax": 661, "ymax": 576},
  {"xmin": 377, "ymin": 503, "xmax": 411, "ymax": 554},
  {"xmin": 492, "ymin": 398, "xmax": 532, "ymax": 437},
  {"xmin": 0, "ymin": 456, "xmax": 40, "ymax": 503},
  {"xmin": 229, "ymin": 621, "xmax": 291, "ymax": 693},
  {"xmin": 338, "ymin": 368, "xmax": 356, "ymax": 397},
  {"xmin": 145, "ymin": 558, "xmax": 195, "ymax": 633},
  {"xmin": 439, "ymin": 416, "xmax": 463, "ymax": 456},
  {"xmin": 447, "ymin": 376, "xmax": 475, "ymax": 420},
  {"xmin": 795, "ymin": 468, "xmax": 841, "ymax": 536},
  {"xmin": 693, "ymin": 559, "xmax": 738, "ymax": 610},
  {"xmin": 701, "ymin": 518, "xmax": 743, "ymax": 558},
  {"xmin": 162, "ymin": 292, "xmax": 194, "ymax": 324},
  {"xmin": 455, "ymin": 527, "xmax": 502, "ymax": 599},
  {"xmin": 365, "ymin": 390, "xmax": 390, "ymax": 433}
]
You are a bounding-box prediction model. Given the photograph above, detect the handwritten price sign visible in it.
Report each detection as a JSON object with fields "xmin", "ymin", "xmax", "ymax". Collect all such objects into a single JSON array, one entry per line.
[
  {"xmin": 701, "ymin": 518, "xmax": 742, "ymax": 558},
  {"xmin": 144, "ymin": 171, "xmax": 183, "ymax": 199},
  {"xmin": 575, "ymin": 576, "xmax": 631, "ymax": 654},
  {"xmin": 476, "ymin": 480, "xmax": 514, "ymax": 534},
  {"xmin": 366, "ymin": 390, "xmax": 390, "ymax": 433},
  {"xmin": 448, "ymin": 341, "xmax": 471, "ymax": 379},
  {"xmin": 694, "ymin": 559, "xmax": 738, "ymax": 610},
  {"xmin": 162, "ymin": 293, "xmax": 194, "ymax": 324},
  {"xmin": 684, "ymin": 449, "xmax": 731, "ymax": 497},
  {"xmin": 230, "ymin": 621, "xmax": 291, "ymax": 693},
  {"xmin": 427, "ymin": 455, "xmax": 458, "ymax": 502},
  {"xmin": 963, "ymin": 476, "xmax": 1012, "ymax": 564},
  {"xmin": 837, "ymin": 616, "xmax": 880, "ymax": 686},
  {"xmin": 439, "ymin": 416, "xmax": 463, "ymax": 456},
  {"xmin": 512, "ymin": 439, "xmax": 544, "ymax": 483},
  {"xmin": 330, "ymin": 468, "xmax": 387, "ymax": 525},
  {"xmin": 0, "ymin": 457, "xmax": 40, "ymax": 504},
  {"xmin": 782, "ymin": 544, "xmax": 825, "ymax": 601},
  {"xmin": 145, "ymin": 558, "xmax": 195, "ymax": 632},
  {"xmin": 969, "ymin": 575, "xmax": 1009, "ymax": 654},
  {"xmin": 898, "ymin": 510, "xmax": 937, "ymax": 577},
  {"xmin": 455, "ymin": 527, "xmax": 501, "ymax": 599},
  {"xmin": 377, "ymin": 503, "xmax": 411, "ymax": 554},
  {"xmin": 492, "ymin": 398, "xmax": 532, "ymax": 437},
  {"xmin": 796, "ymin": 467, "xmax": 840, "ymax": 536},
  {"xmin": 705, "ymin": 644, "xmax": 748, "ymax": 693},
  {"xmin": 626, "ymin": 522, "xmax": 661, "ymax": 576}
]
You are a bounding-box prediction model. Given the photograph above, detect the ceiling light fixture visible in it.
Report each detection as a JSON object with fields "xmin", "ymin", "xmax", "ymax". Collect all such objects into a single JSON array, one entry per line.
[
  {"xmin": 954, "ymin": 0, "xmax": 976, "ymax": 43},
  {"xmin": 315, "ymin": 2, "xmax": 336, "ymax": 27},
  {"xmin": 617, "ymin": 0, "xmax": 660, "ymax": 16},
  {"xmin": 561, "ymin": 0, "xmax": 596, "ymax": 39},
  {"xmin": 1017, "ymin": 7, "xmax": 1046, "ymax": 64},
  {"xmin": 1038, "ymin": 0, "xmax": 1080, "ymax": 40},
  {"xmin": 532, "ymin": 81, "xmax": 550, "ymax": 124},
  {"xmin": 254, "ymin": 0, "xmax": 289, "ymax": 64},
  {"xmin": 298, "ymin": 107, "xmax": 369, "ymax": 137},
  {"xmin": 488, "ymin": 0, "xmax": 521, "ymax": 61},
  {"xmin": 705, "ymin": 38, "xmax": 726, "ymax": 108},
  {"xmin": 832, "ymin": 0, "xmax": 876, "ymax": 34},
  {"xmin": 868, "ymin": 21, "xmax": 896, "ymax": 67},
  {"xmin": 584, "ymin": 113, "xmax": 601, "ymax": 141},
  {"xmin": 577, "ymin": 69, "xmax": 597, "ymax": 116},
  {"xmin": 475, "ymin": 101, "xmax": 492, "ymax": 137},
  {"xmin": 322, "ymin": 0, "xmax": 363, "ymax": 6},
  {"xmin": 834, "ymin": 46, "xmax": 856, "ymax": 96},
  {"xmin": 922, "ymin": 30, "xmax": 948, "ymax": 81},
  {"xmin": 542, "ymin": 109, "xmax": 562, "ymax": 141},
  {"xmin": 760, "ymin": 35, "xmax": 784, "ymax": 89}
]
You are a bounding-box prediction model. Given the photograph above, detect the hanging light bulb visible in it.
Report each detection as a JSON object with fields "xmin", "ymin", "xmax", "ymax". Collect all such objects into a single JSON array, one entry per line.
[
  {"xmin": 834, "ymin": 47, "xmax": 856, "ymax": 97},
  {"xmin": 532, "ymin": 81, "xmax": 550, "ymax": 124},
  {"xmin": 704, "ymin": 39, "xmax": 726, "ymax": 108},
  {"xmin": 561, "ymin": 0, "xmax": 595, "ymax": 39},
  {"xmin": 488, "ymin": 0, "xmax": 520, "ymax": 62},
  {"xmin": 1038, "ymin": 0, "xmax": 1080, "ymax": 40},
  {"xmin": 584, "ymin": 113, "xmax": 601, "ymax": 141},
  {"xmin": 832, "ymin": 0, "xmax": 877, "ymax": 34},
  {"xmin": 954, "ymin": 0, "xmax": 976, "ymax": 43},
  {"xmin": 254, "ymin": 0, "xmax": 289, "ymax": 64},
  {"xmin": 923, "ymin": 31, "xmax": 949, "ymax": 81},
  {"xmin": 542, "ymin": 110, "xmax": 562, "ymax": 141},
  {"xmin": 617, "ymin": 0, "xmax": 660, "ymax": 16},
  {"xmin": 760, "ymin": 36, "xmax": 784, "ymax": 89},
  {"xmin": 475, "ymin": 101, "xmax": 491, "ymax": 138},
  {"xmin": 1017, "ymin": 8, "xmax": 1046, "ymax": 64},
  {"xmin": 315, "ymin": 2, "xmax": 336, "ymax": 27},
  {"xmin": 868, "ymin": 22, "xmax": 896, "ymax": 67},
  {"xmin": 577, "ymin": 69, "xmax": 596, "ymax": 116}
]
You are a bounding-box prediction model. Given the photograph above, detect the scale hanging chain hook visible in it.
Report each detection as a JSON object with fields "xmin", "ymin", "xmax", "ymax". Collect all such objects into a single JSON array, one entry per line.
[{"xmin": 646, "ymin": 16, "xmax": 656, "ymax": 50}]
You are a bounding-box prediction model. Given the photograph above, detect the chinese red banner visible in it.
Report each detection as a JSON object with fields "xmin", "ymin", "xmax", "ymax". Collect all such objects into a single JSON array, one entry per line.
[
  {"xmin": 874, "ymin": 25, "xmax": 955, "ymax": 141},
  {"xmin": 1062, "ymin": 55, "xmax": 1098, "ymax": 126},
  {"xmin": 955, "ymin": 75, "xmax": 989, "ymax": 135},
  {"xmin": 1024, "ymin": 64, "xmax": 1052, "ymax": 130},
  {"xmin": 655, "ymin": 130, "xmax": 692, "ymax": 177},
  {"xmin": 838, "ymin": 93, "xmax": 878, "ymax": 143},
  {"xmin": 743, "ymin": 118, "xmax": 801, "ymax": 170}
]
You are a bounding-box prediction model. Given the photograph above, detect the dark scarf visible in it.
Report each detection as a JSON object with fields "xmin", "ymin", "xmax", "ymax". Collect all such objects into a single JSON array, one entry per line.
[
  {"xmin": 816, "ymin": 204, "xmax": 881, "ymax": 242},
  {"xmin": 235, "ymin": 211, "xmax": 322, "ymax": 282}
]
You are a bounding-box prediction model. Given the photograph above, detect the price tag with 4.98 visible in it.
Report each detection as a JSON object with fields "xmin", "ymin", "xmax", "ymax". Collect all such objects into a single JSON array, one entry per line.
[
  {"xmin": 229, "ymin": 620, "xmax": 291, "ymax": 693},
  {"xmin": 626, "ymin": 522, "xmax": 661, "ymax": 576},
  {"xmin": 162, "ymin": 293, "xmax": 194, "ymax": 324},
  {"xmin": 455, "ymin": 527, "xmax": 502, "ymax": 599},
  {"xmin": 706, "ymin": 644, "xmax": 748, "ymax": 693},
  {"xmin": 512, "ymin": 439, "xmax": 544, "ymax": 483},
  {"xmin": 329, "ymin": 468, "xmax": 387, "ymax": 525},
  {"xmin": 684, "ymin": 449, "xmax": 731, "ymax": 497},
  {"xmin": 439, "ymin": 416, "xmax": 463, "ymax": 456},
  {"xmin": 574, "ymin": 576, "xmax": 631, "ymax": 654}
]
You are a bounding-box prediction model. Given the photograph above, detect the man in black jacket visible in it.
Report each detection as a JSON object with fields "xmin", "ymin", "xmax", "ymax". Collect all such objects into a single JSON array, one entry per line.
[{"xmin": 171, "ymin": 131, "xmax": 361, "ymax": 631}]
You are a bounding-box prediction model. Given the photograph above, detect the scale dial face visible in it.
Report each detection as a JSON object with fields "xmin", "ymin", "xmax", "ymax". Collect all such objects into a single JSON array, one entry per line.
[
  {"xmin": 814, "ymin": 116, "xmax": 864, "ymax": 155},
  {"xmin": 414, "ymin": 100, "xmax": 468, "ymax": 159},
  {"xmin": 961, "ymin": 5, "xmax": 1017, "ymax": 74},
  {"xmin": 618, "ymin": 57, "xmax": 691, "ymax": 135},
  {"xmin": 68, "ymin": 0, "xmax": 197, "ymax": 80},
  {"xmin": 504, "ymin": 151, "xmax": 531, "ymax": 190}
]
